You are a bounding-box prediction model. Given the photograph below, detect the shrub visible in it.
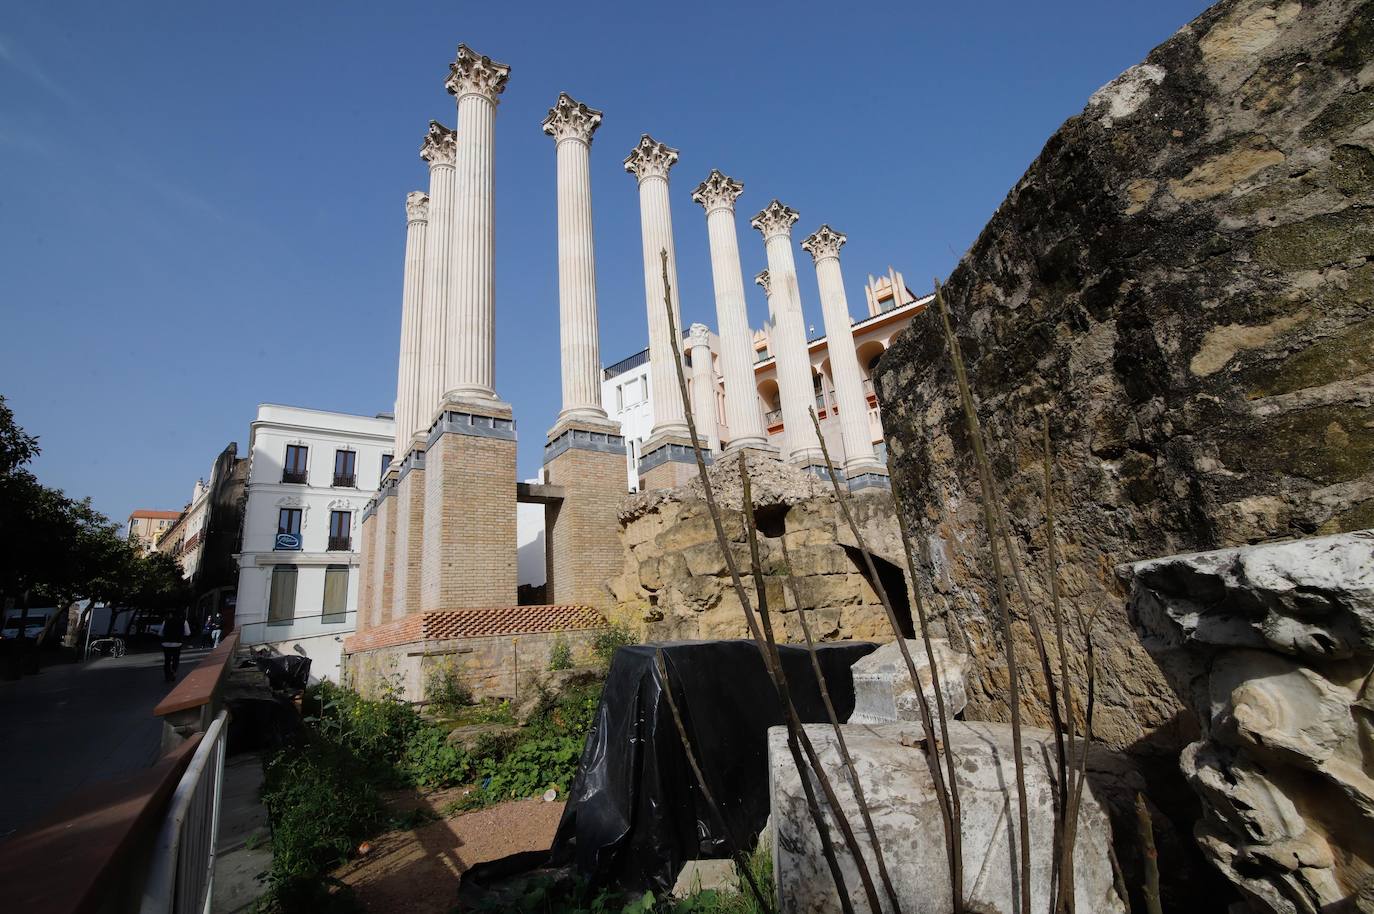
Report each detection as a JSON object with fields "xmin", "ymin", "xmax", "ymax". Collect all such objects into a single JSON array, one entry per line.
[
  {"xmin": 302, "ymin": 681, "xmax": 422, "ymax": 781},
  {"xmin": 400, "ymin": 725, "xmax": 473, "ymax": 788},
  {"xmin": 591, "ymin": 624, "xmax": 636, "ymax": 671},
  {"xmin": 425, "ymin": 658, "xmax": 472, "ymax": 713},
  {"xmin": 548, "ymin": 636, "xmax": 573, "ymax": 671},
  {"xmin": 261, "ymin": 740, "xmax": 384, "ymax": 885}
]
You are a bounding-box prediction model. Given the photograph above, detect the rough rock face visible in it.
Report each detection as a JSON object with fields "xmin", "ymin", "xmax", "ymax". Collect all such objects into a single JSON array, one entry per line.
[
  {"xmin": 770, "ymin": 722, "xmax": 1126, "ymax": 914},
  {"xmin": 1128, "ymin": 531, "xmax": 1374, "ymax": 913},
  {"xmin": 608, "ymin": 452, "xmax": 911, "ymax": 643},
  {"xmin": 875, "ymin": 0, "xmax": 1374, "ymax": 753}
]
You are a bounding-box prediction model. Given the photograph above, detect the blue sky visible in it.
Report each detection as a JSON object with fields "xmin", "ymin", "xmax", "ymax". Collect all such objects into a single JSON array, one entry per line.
[{"xmin": 1, "ymin": 0, "xmax": 1208, "ymax": 523}]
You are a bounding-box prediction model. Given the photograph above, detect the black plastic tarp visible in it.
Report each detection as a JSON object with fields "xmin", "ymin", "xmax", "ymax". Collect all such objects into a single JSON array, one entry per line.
[{"xmin": 547, "ymin": 639, "xmax": 876, "ymax": 895}]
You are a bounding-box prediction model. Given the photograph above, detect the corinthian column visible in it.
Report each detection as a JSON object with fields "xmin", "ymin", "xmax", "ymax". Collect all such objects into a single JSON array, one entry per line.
[
  {"xmin": 687, "ymin": 324, "xmax": 720, "ymax": 453},
  {"xmin": 443, "ymin": 44, "xmax": 510, "ymax": 403},
  {"xmin": 543, "ymin": 93, "xmax": 608, "ymax": 424},
  {"xmin": 624, "ymin": 135, "xmax": 690, "ymax": 444},
  {"xmin": 692, "ymin": 171, "xmax": 768, "ymax": 452},
  {"xmin": 394, "ymin": 191, "xmax": 429, "ymax": 456},
  {"xmin": 417, "ymin": 122, "xmax": 456, "ymax": 429},
  {"xmin": 751, "ymin": 201, "xmax": 822, "ymax": 465},
  {"xmin": 803, "ymin": 225, "xmax": 883, "ymax": 476}
]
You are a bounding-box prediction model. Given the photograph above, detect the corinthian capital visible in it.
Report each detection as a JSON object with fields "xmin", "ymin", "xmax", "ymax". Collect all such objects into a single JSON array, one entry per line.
[
  {"xmin": 445, "ymin": 43, "xmax": 511, "ymax": 103},
  {"xmin": 801, "ymin": 225, "xmax": 847, "ymax": 262},
  {"xmin": 691, "ymin": 170, "xmax": 744, "ymax": 215},
  {"xmin": 420, "ymin": 121, "xmax": 457, "ymax": 166},
  {"xmin": 405, "ymin": 191, "xmax": 430, "ymax": 223},
  {"xmin": 688, "ymin": 322, "xmax": 712, "ymax": 348},
  {"xmin": 751, "ymin": 200, "xmax": 799, "ymax": 240},
  {"xmin": 623, "ymin": 134, "xmax": 679, "ymax": 183},
  {"xmin": 754, "ymin": 270, "xmax": 771, "ymax": 296},
  {"xmin": 542, "ymin": 92, "xmax": 602, "ymax": 144}
]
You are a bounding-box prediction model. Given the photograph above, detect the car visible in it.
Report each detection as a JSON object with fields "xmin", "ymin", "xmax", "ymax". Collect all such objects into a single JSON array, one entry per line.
[{"xmin": 0, "ymin": 620, "xmax": 48, "ymax": 640}]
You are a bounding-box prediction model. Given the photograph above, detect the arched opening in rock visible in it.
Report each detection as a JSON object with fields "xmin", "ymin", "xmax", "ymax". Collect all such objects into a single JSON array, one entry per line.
[
  {"xmin": 841, "ymin": 545, "xmax": 914, "ymax": 639},
  {"xmin": 753, "ymin": 504, "xmax": 789, "ymax": 539}
]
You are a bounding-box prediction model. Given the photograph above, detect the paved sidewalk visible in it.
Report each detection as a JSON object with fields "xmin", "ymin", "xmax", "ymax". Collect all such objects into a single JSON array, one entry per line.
[
  {"xmin": 0, "ymin": 647, "xmax": 208, "ymax": 843},
  {"xmin": 212, "ymin": 752, "xmax": 272, "ymax": 913}
]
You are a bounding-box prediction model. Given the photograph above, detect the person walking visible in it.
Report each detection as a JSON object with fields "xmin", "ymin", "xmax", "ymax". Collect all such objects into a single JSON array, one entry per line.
[
  {"xmin": 210, "ymin": 613, "xmax": 222, "ymax": 648},
  {"xmin": 159, "ymin": 610, "xmax": 190, "ymax": 682}
]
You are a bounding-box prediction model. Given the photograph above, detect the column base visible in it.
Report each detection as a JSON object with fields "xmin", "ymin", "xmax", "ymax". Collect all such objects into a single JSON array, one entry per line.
[
  {"xmin": 419, "ymin": 400, "xmax": 518, "ymax": 611},
  {"xmin": 543, "ymin": 425, "xmax": 627, "ymax": 609},
  {"xmin": 845, "ymin": 464, "xmax": 891, "ymax": 492},
  {"xmin": 544, "ymin": 416, "xmax": 625, "ymax": 463},
  {"xmin": 787, "ymin": 447, "xmax": 827, "ymax": 467},
  {"xmin": 639, "ymin": 433, "xmax": 708, "ymax": 492}
]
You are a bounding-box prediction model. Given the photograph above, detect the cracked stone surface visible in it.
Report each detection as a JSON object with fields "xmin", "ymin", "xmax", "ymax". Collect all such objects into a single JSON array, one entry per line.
[
  {"xmin": 769, "ymin": 721, "xmax": 1125, "ymax": 914},
  {"xmin": 1128, "ymin": 530, "xmax": 1374, "ymax": 913}
]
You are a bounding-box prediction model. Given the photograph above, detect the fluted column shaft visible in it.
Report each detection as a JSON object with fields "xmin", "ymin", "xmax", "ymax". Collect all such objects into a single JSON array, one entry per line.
[
  {"xmin": 688, "ymin": 325, "xmax": 720, "ymax": 452},
  {"xmin": 418, "ymin": 128, "xmax": 456, "ymax": 431},
  {"xmin": 395, "ymin": 193, "xmax": 429, "ymax": 454},
  {"xmin": 695, "ymin": 172, "xmax": 768, "ymax": 451},
  {"xmin": 754, "ymin": 206, "xmax": 822, "ymax": 463},
  {"xmin": 446, "ymin": 91, "xmax": 498, "ymax": 401},
  {"xmin": 543, "ymin": 93, "xmax": 607, "ymax": 423},
  {"xmin": 632, "ymin": 174, "xmax": 689, "ymax": 440},
  {"xmin": 812, "ymin": 246, "xmax": 880, "ymax": 472}
]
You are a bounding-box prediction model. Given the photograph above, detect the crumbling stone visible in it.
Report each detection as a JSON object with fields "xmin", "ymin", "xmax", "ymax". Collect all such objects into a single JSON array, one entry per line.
[{"xmin": 1127, "ymin": 530, "xmax": 1374, "ymax": 913}]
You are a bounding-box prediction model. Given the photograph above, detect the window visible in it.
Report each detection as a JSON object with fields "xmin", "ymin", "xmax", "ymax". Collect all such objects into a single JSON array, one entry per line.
[
  {"xmin": 275, "ymin": 508, "xmax": 302, "ymax": 550},
  {"xmin": 328, "ymin": 510, "xmax": 351, "ymax": 551},
  {"xmin": 333, "ymin": 449, "xmax": 357, "ymax": 487},
  {"xmin": 268, "ymin": 565, "xmax": 297, "ymax": 623},
  {"xmin": 323, "ymin": 565, "xmax": 349, "ymax": 621},
  {"xmin": 380, "ymin": 453, "xmax": 393, "ymax": 485},
  {"xmin": 282, "ymin": 445, "xmax": 308, "ymax": 484}
]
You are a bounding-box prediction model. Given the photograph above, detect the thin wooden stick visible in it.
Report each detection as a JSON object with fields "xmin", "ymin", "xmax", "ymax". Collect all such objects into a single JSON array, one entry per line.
[
  {"xmin": 655, "ymin": 649, "xmax": 775, "ymax": 914},
  {"xmin": 887, "ymin": 474, "xmax": 965, "ymax": 912},
  {"xmin": 931, "ymin": 278, "xmax": 1032, "ymax": 914},
  {"xmin": 807, "ymin": 406, "xmax": 964, "ymax": 913},
  {"xmin": 657, "ymin": 249, "xmax": 866, "ymax": 913},
  {"xmin": 738, "ymin": 459, "xmax": 883, "ymax": 914},
  {"xmin": 1136, "ymin": 794, "xmax": 1163, "ymax": 914},
  {"xmin": 778, "ymin": 533, "xmax": 903, "ymax": 914},
  {"xmin": 1044, "ymin": 416, "xmax": 1078, "ymax": 914}
]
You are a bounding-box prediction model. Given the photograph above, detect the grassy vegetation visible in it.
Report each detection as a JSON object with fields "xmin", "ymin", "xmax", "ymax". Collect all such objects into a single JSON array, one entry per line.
[{"xmin": 258, "ymin": 678, "xmax": 604, "ymax": 912}]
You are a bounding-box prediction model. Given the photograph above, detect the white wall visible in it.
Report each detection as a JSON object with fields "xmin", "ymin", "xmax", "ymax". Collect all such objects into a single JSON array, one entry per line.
[{"xmin": 234, "ymin": 404, "xmax": 393, "ymax": 681}]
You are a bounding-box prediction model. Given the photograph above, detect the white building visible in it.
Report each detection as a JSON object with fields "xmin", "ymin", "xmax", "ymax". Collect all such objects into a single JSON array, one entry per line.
[
  {"xmin": 234, "ymin": 404, "xmax": 394, "ymax": 681},
  {"xmin": 603, "ymin": 269, "xmax": 924, "ymax": 489}
]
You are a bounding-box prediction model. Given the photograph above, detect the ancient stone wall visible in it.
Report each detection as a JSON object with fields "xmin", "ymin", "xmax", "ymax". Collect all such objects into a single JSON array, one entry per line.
[
  {"xmin": 875, "ymin": 0, "xmax": 1374, "ymax": 754},
  {"xmin": 608, "ymin": 452, "xmax": 911, "ymax": 643}
]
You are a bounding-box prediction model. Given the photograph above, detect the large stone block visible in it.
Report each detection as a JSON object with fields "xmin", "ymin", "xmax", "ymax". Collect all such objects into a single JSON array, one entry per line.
[
  {"xmin": 1128, "ymin": 530, "xmax": 1374, "ymax": 913},
  {"xmin": 849, "ymin": 638, "xmax": 969, "ymax": 724},
  {"xmin": 770, "ymin": 721, "xmax": 1125, "ymax": 914}
]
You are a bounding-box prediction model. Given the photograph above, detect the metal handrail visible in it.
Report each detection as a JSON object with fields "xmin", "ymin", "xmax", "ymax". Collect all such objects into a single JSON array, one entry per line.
[{"xmin": 141, "ymin": 710, "xmax": 228, "ymax": 914}]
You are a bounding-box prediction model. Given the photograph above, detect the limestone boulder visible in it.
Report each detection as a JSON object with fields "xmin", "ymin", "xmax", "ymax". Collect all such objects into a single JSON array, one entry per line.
[
  {"xmin": 1128, "ymin": 530, "xmax": 1374, "ymax": 913},
  {"xmin": 613, "ymin": 453, "xmax": 911, "ymax": 645},
  {"xmin": 848, "ymin": 638, "xmax": 969, "ymax": 724},
  {"xmin": 769, "ymin": 721, "xmax": 1125, "ymax": 914}
]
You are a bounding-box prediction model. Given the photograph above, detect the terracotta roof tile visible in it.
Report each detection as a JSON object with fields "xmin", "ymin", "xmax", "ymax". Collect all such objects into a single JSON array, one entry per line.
[{"xmin": 343, "ymin": 605, "xmax": 606, "ymax": 654}]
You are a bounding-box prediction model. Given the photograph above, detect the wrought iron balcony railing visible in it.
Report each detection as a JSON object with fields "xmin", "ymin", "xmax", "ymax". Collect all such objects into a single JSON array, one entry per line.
[
  {"xmin": 332, "ymin": 474, "xmax": 356, "ymax": 488},
  {"xmin": 281, "ymin": 470, "xmax": 307, "ymax": 484},
  {"xmin": 327, "ymin": 536, "xmax": 351, "ymax": 552}
]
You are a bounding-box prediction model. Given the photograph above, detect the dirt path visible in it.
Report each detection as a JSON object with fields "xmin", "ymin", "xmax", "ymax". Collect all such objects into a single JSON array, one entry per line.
[{"xmin": 333, "ymin": 793, "xmax": 565, "ymax": 914}]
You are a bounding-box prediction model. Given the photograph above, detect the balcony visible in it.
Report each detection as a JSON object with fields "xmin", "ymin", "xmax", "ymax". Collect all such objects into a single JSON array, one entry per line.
[
  {"xmin": 327, "ymin": 536, "xmax": 352, "ymax": 552},
  {"xmin": 764, "ymin": 408, "xmax": 783, "ymax": 426},
  {"xmin": 281, "ymin": 470, "xmax": 307, "ymax": 485},
  {"xmin": 332, "ymin": 473, "xmax": 356, "ymax": 488}
]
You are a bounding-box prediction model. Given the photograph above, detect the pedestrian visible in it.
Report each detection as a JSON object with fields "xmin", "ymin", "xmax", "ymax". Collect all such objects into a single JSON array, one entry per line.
[
  {"xmin": 210, "ymin": 613, "xmax": 222, "ymax": 648},
  {"xmin": 159, "ymin": 610, "xmax": 190, "ymax": 683}
]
